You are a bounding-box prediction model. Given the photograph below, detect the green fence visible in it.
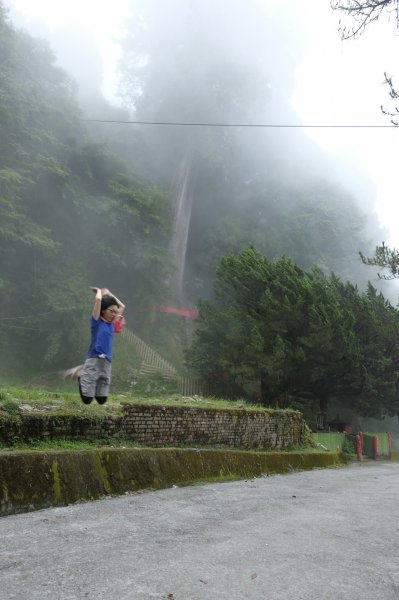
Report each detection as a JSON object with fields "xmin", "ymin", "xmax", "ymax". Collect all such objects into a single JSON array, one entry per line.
[
  {"xmin": 362, "ymin": 433, "xmax": 391, "ymax": 458},
  {"xmin": 313, "ymin": 432, "xmax": 392, "ymax": 458},
  {"xmin": 313, "ymin": 433, "xmax": 347, "ymax": 452}
]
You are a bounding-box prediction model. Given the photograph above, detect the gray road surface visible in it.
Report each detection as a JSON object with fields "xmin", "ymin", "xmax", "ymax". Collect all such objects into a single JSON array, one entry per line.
[{"xmin": 1, "ymin": 462, "xmax": 399, "ymax": 600}]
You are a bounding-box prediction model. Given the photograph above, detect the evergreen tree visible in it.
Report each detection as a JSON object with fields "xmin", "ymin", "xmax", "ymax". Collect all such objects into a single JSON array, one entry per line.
[{"xmin": 186, "ymin": 247, "xmax": 399, "ymax": 416}]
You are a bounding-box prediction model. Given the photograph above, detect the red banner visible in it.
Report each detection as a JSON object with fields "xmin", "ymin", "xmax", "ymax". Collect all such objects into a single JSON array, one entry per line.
[{"xmin": 159, "ymin": 306, "xmax": 199, "ymax": 319}]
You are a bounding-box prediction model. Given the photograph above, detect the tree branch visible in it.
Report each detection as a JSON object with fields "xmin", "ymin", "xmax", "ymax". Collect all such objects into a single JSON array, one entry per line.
[
  {"xmin": 359, "ymin": 242, "xmax": 399, "ymax": 279},
  {"xmin": 331, "ymin": 0, "xmax": 398, "ymax": 39}
]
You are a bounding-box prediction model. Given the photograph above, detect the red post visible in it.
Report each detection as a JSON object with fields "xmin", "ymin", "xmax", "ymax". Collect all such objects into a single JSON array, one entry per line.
[
  {"xmin": 373, "ymin": 436, "xmax": 379, "ymax": 460},
  {"xmin": 356, "ymin": 433, "xmax": 363, "ymax": 462}
]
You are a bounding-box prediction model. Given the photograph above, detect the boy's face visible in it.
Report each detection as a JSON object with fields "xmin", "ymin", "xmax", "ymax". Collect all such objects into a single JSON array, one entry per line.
[{"xmin": 102, "ymin": 305, "xmax": 119, "ymax": 322}]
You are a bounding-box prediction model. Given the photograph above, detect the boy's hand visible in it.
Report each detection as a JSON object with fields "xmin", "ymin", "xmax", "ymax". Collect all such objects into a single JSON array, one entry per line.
[{"xmin": 90, "ymin": 287, "xmax": 110, "ymax": 296}]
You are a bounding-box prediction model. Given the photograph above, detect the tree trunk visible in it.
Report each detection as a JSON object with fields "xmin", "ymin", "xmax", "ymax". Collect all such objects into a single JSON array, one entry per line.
[
  {"xmin": 170, "ymin": 152, "xmax": 195, "ymax": 299},
  {"xmin": 260, "ymin": 373, "xmax": 270, "ymax": 405}
]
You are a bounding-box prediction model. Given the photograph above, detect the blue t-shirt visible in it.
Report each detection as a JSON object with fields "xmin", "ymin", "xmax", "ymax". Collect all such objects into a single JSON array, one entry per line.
[{"xmin": 86, "ymin": 316, "xmax": 115, "ymax": 361}]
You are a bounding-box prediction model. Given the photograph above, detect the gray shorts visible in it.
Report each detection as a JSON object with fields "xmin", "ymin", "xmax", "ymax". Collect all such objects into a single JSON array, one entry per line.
[{"xmin": 79, "ymin": 357, "xmax": 112, "ymax": 398}]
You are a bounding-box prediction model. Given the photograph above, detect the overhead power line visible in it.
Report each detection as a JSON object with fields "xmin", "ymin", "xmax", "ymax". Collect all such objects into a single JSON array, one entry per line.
[{"xmin": 84, "ymin": 118, "xmax": 399, "ymax": 128}]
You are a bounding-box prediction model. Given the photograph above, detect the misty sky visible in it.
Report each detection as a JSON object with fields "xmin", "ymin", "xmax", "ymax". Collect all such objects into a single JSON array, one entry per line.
[{"xmin": 6, "ymin": 0, "xmax": 399, "ymax": 246}]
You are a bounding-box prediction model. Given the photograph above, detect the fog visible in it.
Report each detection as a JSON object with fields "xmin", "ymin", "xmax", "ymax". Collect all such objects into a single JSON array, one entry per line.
[{"xmin": 4, "ymin": 0, "xmax": 399, "ymax": 313}]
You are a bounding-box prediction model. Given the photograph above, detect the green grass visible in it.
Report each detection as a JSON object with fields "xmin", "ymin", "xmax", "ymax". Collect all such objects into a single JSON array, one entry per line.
[
  {"xmin": 0, "ymin": 438, "xmax": 146, "ymax": 453},
  {"xmin": 0, "ymin": 439, "xmax": 330, "ymax": 454},
  {"xmin": 0, "ymin": 386, "xmax": 282, "ymax": 416},
  {"xmin": 0, "ymin": 387, "xmax": 123, "ymax": 416}
]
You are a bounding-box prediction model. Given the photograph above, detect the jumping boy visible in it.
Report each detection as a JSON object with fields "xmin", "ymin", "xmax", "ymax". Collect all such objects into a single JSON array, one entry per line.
[{"xmin": 78, "ymin": 286, "xmax": 126, "ymax": 405}]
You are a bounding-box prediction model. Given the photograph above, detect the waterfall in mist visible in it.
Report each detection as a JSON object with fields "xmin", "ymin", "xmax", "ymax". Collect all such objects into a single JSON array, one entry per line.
[{"xmin": 170, "ymin": 154, "xmax": 194, "ymax": 299}]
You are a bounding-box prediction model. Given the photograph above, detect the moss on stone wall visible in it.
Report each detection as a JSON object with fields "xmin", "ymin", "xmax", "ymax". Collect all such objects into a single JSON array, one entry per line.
[
  {"xmin": 0, "ymin": 413, "xmax": 22, "ymax": 445},
  {"xmin": 0, "ymin": 448, "xmax": 347, "ymax": 517}
]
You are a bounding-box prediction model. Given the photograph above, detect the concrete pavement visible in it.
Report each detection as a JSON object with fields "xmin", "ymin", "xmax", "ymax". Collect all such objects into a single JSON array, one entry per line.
[{"xmin": 1, "ymin": 462, "xmax": 399, "ymax": 599}]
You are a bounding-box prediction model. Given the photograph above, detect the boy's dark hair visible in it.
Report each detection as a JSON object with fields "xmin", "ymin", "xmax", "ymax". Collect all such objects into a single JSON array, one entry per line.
[{"xmin": 101, "ymin": 295, "xmax": 120, "ymax": 313}]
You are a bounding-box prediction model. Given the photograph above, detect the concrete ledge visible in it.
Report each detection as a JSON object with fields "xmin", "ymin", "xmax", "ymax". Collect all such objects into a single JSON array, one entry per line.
[{"xmin": 0, "ymin": 448, "xmax": 346, "ymax": 516}]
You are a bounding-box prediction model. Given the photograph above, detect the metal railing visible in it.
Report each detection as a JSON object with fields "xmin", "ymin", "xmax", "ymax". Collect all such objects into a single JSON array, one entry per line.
[{"xmin": 121, "ymin": 327, "xmax": 208, "ymax": 396}]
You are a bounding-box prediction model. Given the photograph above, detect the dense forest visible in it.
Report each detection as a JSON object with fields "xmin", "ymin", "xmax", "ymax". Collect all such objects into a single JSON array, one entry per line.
[
  {"xmin": 0, "ymin": 2, "xmax": 173, "ymax": 378},
  {"xmin": 0, "ymin": 0, "xmax": 394, "ymax": 411}
]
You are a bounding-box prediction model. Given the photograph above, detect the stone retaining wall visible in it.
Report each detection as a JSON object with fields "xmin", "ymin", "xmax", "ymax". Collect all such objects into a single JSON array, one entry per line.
[
  {"xmin": 121, "ymin": 404, "xmax": 306, "ymax": 449},
  {"xmin": 0, "ymin": 404, "xmax": 307, "ymax": 450}
]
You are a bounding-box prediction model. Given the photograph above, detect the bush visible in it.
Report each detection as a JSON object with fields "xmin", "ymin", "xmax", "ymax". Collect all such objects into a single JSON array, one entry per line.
[{"xmin": 0, "ymin": 399, "xmax": 20, "ymax": 414}]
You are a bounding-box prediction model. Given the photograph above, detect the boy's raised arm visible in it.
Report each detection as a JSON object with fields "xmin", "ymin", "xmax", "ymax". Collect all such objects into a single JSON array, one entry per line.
[{"xmin": 90, "ymin": 286, "xmax": 103, "ymax": 320}]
